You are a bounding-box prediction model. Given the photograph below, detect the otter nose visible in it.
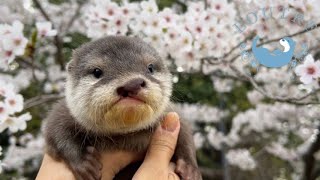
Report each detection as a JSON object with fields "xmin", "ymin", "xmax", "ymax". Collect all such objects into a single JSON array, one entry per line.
[{"xmin": 117, "ymin": 78, "xmax": 146, "ymax": 97}]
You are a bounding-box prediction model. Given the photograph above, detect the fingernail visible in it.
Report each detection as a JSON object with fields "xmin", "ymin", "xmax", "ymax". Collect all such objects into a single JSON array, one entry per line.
[{"xmin": 161, "ymin": 112, "xmax": 179, "ymax": 132}]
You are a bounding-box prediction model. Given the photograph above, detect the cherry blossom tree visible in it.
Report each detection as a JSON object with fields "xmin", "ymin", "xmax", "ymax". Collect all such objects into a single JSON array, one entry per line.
[{"xmin": 0, "ymin": 0, "xmax": 320, "ymax": 179}]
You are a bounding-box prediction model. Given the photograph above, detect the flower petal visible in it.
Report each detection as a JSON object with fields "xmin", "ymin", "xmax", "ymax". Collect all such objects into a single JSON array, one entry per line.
[
  {"xmin": 46, "ymin": 30, "xmax": 57, "ymax": 37},
  {"xmin": 300, "ymin": 75, "xmax": 313, "ymax": 84},
  {"xmin": 295, "ymin": 65, "xmax": 306, "ymax": 76},
  {"xmin": 304, "ymin": 54, "xmax": 315, "ymax": 65}
]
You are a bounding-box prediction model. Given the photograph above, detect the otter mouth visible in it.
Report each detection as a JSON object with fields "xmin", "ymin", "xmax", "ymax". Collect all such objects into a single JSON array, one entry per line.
[{"xmin": 113, "ymin": 95, "xmax": 146, "ymax": 107}]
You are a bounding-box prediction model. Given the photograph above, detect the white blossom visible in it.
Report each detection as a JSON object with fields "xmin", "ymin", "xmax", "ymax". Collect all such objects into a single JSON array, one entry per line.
[
  {"xmin": 140, "ymin": 0, "xmax": 158, "ymax": 14},
  {"xmin": 226, "ymin": 149, "xmax": 256, "ymax": 170},
  {"xmin": 36, "ymin": 21, "xmax": 57, "ymax": 37},
  {"xmin": 207, "ymin": 127, "xmax": 226, "ymax": 150},
  {"xmin": 0, "ymin": 80, "xmax": 31, "ymax": 133},
  {"xmin": 266, "ymin": 143, "xmax": 298, "ymax": 161},
  {"xmin": 0, "ymin": 20, "xmax": 27, "ymax": 70},
  {"xmin": 175, "ymin": 103, "xmax": 228, "ymax": 123},
  {"xmin": 212, "ymin": 78, "xmax": 234, "ymax": 93},
  {"xmin": 2, "ymin": 135, "xmax": 44, "ymax": 170},
  {"xmin": 193, "ymin": 132, "xmax": 205, "ymax": 149},
  {"xmin": 4, "ymin": 93, "xmax": 23, "ymax": 115},
  {"xmin": 0, "ymin": 102, "xmax": 9, "ymax": 123},
  {"xmin": 0, "ymin": 112, "xmax": 31, "ymax": 133},
  {"xmin": 0, "ymin": 0, "xmax": 319, "ymax": 177},
  {"xmin": 2, "ymin": 21, "xmax": 28, "ymax": 56},
  {"xmin": 83, "ymin": 0, "xmax": 240, "ymax": 72},
  {"xmin": 247, "ymin": 90, "xmax": 264, "ymax": 105}
]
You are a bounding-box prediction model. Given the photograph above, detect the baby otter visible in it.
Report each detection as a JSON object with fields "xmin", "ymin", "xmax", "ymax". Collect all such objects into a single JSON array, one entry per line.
[{"xmin": 44, "ymin": 36, "xmax": 201, "ymax": 180}]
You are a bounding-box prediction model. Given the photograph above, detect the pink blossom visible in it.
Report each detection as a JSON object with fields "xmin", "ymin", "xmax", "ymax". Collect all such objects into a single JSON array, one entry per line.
[
  {"xmin": 0, "ymin": 21, "xmax": 27, "ymax": 69},
  {"xmin": 0, "ymin": 102, "xmax": 9, "ymax": 123},
  {"xmin": 0, "ymin": 112, "xmax": 31, "ymax": 133},
  {"xmin": 4, "ymin": 94, "xmax": 24, "ymax": 115},
  {"xmin": 36, "ymin": 22, "xmax": 57, "ymax": 37},
  {"xmin": 295, "ymin": 55, "xmax": 320, "ymax": 84}
]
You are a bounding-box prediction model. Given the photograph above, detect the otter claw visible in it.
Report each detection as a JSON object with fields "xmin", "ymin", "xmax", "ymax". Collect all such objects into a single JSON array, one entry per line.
[
  {"xmin": 175, "ymin": 159, "xmax": 201, "ymax": 180},
  {"xmin": 70, "ymin": 146, "xmax": 102, "ymax": 180}
]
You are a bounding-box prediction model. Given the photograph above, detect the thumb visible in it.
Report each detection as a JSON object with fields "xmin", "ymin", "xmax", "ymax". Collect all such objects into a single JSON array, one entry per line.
[{"xmin": 143, "ymin": 112, "xmax": 180, "ymax": 169}]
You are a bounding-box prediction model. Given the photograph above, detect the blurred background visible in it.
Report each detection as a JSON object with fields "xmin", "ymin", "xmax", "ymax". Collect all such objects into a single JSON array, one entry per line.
[{"xmin": 0, "ymin": 0, "xmax": 320, "ymax": 179}]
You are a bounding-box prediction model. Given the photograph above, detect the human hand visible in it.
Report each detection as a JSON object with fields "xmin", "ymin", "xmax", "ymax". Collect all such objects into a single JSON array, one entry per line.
[
  {"xmin": 36, "ymin": 112, "xmax": 181, "ymax": 180},
  {"xmin": 133, "ymin": 112, "xmax": 181, "ymax": 180},
  {"xmin": 36, "ymin": 150, "xmax": 143, "ymax": 180}
]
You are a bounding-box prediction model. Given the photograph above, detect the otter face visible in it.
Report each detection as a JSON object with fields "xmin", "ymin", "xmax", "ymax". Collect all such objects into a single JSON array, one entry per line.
[
  {"xmin": 65, "ymin": 36, "xmax": 172, "ymax": 134},
  {"xmin": 280, "ymin": 37, "xmax": 296, "ymax": 52}
]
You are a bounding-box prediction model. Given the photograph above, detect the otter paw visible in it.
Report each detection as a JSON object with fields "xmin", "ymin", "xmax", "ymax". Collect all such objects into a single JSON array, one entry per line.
[
  {"xmin": 70, "ymin": 146, "xmax": 102, "ymax": 180},
  {"xmin": 175, "ymin": 159, "xmax": 201, "ymax": 180}
]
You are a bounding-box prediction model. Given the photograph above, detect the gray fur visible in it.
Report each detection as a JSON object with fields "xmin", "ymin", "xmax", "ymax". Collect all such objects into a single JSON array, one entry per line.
[
  {"xmin": 44, "ymin": 36, "xmax": 201, "ymax": 180},
  {"xmin": 68, "ymin": 36, "xmax": 166, "ymax": 86}
]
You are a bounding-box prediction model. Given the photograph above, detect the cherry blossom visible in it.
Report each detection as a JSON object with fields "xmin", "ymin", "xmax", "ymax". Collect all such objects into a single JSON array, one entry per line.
[
  {"xmin": 226, "ymin": 149, "xmax": 257, "ymax": 170},
  {"xmin": 1, "ymin": 21, "xmax": 27, "ymax": 56},
  {"xmin": 193, "ymin": 132, "xmax": 205, "ymax": 149},
  {"xmin": 207, "ymin": 0, "xmax": 229, "ymax": 15},
  {"xmin": 0, "ymin": 102, "xmax": 8, "ymax": 123},
  {"xmin": 0, "ymin": 113, "xmax": 31, "ymax": 133},
  {"xmin": 175, "ymin": 103, "xmax": 228, "ymax": 123},
  {"xmin": 2, "ymin": 134, "xmax": 44, "ymax": 171},
  {"xmin": 120, "ymin": 2, "xmax": 139, "ymax": 18},
  {"xmin": 207, "ymin": 127, "xmax": 226, "ymax": 150},
  {"xmin": 0, "ymin": 80, "xmax": 30, "ymax": 133},
  {"xmin": 36, "ymin": 21, "xmax": 57, "ymax": 37},
  {"xmin": 0, "ymin": 20, "xmax": 27, "ymax": 69},
  {"xmin": 98, "ymin": 0, "xmax": 120, "ymax": 20},
  {"xmin": 295, "ymin": 54, "xmax": 320, "ymax": 84},
  {"xmin": 158, "ymin": 8, "xmax": 177, "ymax": 28},
  {"xmin": 111, "ymin": 15, "xmax": 130, "ymax": 34},
  {"xmin": 0, "ymin": 81, "xmax": 15, "ymax": 97},
  {"xmin": 4, "ymin": 94, "xmax": 23, "ymax": 115},
  {"xmin": 0, "ymin": 0, "xmax": 320, "ymax": 178},
  {"xmin": 266, "ymin": 142, "xmax": 298, "ymax": 161},
  {"xmin": 140, "ymin": 0, "xmax": 158, "ymax": 14}
]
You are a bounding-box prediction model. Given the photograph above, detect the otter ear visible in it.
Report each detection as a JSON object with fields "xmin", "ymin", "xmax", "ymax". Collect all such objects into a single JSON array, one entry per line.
[
  {"xmin": 66, "ymin": 50, "xmax": 78, "ymax": 72},
  {"xmin": 66, "ymin": 61, "xmax": 73, "ymax": 73}
]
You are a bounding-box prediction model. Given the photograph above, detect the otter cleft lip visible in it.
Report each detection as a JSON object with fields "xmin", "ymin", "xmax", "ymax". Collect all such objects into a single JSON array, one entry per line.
[{"xmin": 115, "ymin": 96, "xmax": 145, "ymax": 106}]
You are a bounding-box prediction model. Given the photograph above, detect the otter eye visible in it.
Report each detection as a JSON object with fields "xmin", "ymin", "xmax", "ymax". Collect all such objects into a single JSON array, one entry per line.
[
  {"xmin": 92, "ymin": 68, "xmax": 103, "ymax": 78},
  {"xmin": 147, "ymin": 64, "xmax": 154, "ymax": 74}
]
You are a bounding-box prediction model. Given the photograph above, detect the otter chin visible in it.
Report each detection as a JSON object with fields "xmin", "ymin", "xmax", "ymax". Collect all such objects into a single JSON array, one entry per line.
[{"xmin": 105, "ymin": 100, "xmax": 154, "ymax": 128}]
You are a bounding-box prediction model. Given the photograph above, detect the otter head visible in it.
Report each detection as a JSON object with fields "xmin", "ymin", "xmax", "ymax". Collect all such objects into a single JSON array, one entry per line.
[
  {"xmin": 280, "ymin": 37, "xmax": 296, "ymax": 52},
  {"xmin": 65, "ymin": 36, "xmax": 172, "ymax": 134}
]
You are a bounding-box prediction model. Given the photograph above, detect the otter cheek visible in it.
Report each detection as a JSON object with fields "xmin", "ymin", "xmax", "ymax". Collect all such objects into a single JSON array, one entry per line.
[{"xmin": 104, "ymin": 104, "xmax": 154, "ymax": 127}]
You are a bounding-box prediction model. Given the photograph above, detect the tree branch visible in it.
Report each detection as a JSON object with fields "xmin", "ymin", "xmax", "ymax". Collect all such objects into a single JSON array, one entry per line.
[
  {"xmin": 201, "ymin": 32, "xmax": 256, "ymax": 63},
  {"xmin": 201, "ymin": 22, "xmax": 320, "ymax": 105},
  {"xmin": 32, "ymin": 0, "xmax": 52, "ymax": 22},
  {"xmin": 33, "ymin": 0, "xmax": 66, "ymax": 70},
  {"xmin": 63, "ymin": 0, "xmax": 86, "ymax": 34},
  {"xmin": 229, "ymin": 64, "xmax": 320, "ymax": 105},
  {"xmin": 204, "ymin": 22, "xmax": 320, "ymax": 65},
  {"xmin": 200, "ymin": 167, "xmax": 223, "ymax": 180},
  {"xmin": 260, "ymin": 22, "xmax": 320, "ymax": 47},
  {"xmin": 301, "ymin": 126, "xmax": 320, "ymax": 180}
]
